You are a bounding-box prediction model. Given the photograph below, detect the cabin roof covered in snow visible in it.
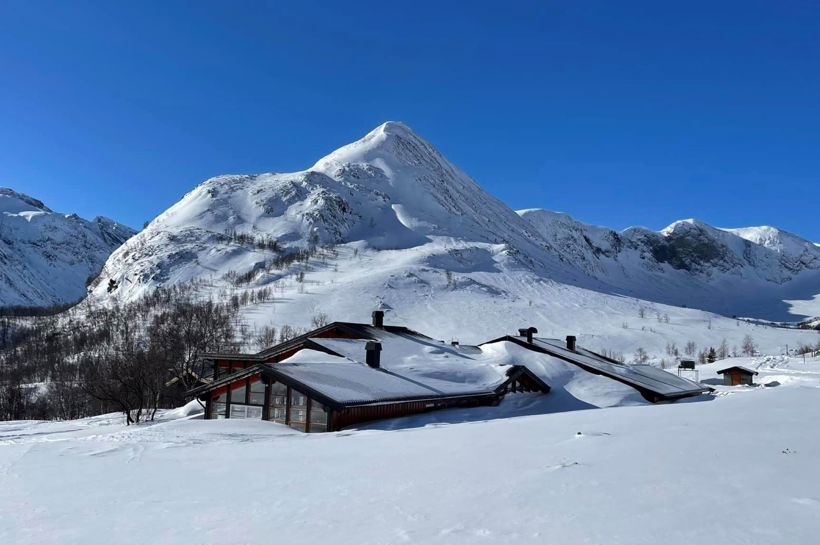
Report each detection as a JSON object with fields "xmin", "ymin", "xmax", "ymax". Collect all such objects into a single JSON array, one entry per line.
[
  {"xmin": 189, "ymin": 329, "xmax": 551, "ymax": 406},
  {"xmin": 307, "ymin": 334, "xmax": 511, "ymax": 395},
  {"xmin": 481, "ymin": 335, "xmax": 711, "ymax": 399}
]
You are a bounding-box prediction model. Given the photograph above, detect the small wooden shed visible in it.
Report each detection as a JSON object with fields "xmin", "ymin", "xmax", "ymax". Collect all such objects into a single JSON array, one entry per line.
[{"xmin": 716, "ymin": 366, "xmax": 758, "ymax": 386}]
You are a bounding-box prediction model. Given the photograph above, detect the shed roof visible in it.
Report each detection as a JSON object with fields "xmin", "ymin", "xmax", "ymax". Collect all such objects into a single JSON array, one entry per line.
[{"xmin": 716, "ymin": 366, "xmax": 759, "ymax": 376}]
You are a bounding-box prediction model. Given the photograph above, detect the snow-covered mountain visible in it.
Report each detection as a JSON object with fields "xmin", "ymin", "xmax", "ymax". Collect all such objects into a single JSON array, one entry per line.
[
  {"xmin": 91, "ymin": 122, "xmax": 575, "ymax": 295},
  {"xmin": 0, "ymin": 188, "xmax": 135, "ymax": 308},
  {"xmin": 520, "ymin": 210, "xmax": 820, "ymax": 318},
  {"xmin": 89, "ymin": 122, "xmax": 820, "ymax": 351}
]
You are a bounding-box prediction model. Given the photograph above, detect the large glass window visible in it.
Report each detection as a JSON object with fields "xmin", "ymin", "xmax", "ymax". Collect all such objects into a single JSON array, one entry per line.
[
  {"xmin": 231, "ymin": 380, "xmax": 247, "ymax": 404},
  {"xmin": 308, "ymin": 400, "xmax": 328, "ymax": 433},
  {"xmin": 211, "ymin": 391, "xmax": 227, "ymax": 419},
  {"xmin": 249, "ymin": 378, "xmax": 265, "ymax": 405},
  {"xmin": 229, "ymin": 404, "xmax": 263, "ymax": 419},
  {"xmin": 288, "ymin": 388, "xmax": 308, "ymax": 432},
  {"xmin": 270, "ymin": 382, "xmax": 288, "ymax": 424}
]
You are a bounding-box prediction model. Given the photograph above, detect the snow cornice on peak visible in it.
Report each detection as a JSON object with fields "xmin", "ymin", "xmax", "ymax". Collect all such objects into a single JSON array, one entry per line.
[{"xmin": 0, "ymin": 187, "xmax": 53, "ymax": 214}]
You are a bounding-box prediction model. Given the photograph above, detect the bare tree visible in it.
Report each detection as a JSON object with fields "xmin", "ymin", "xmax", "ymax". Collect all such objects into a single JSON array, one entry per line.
[
  {"xmin": 741, "ymin": 334, "xmax": 757, "ymax": 356},
  {"xmin": 310, "ymin": 312, "xmax": 329, "ymax": 329},
  {"xmin": 717, "ymin": 338, "xmax": 729, "ymax": 360},
  {"xmin": 254, "ymin": 325, "xmax": 278, "ymax": 350},
  {"xmin": 632, "ymin": 347, "xmax": 649, "ymax": 364}
]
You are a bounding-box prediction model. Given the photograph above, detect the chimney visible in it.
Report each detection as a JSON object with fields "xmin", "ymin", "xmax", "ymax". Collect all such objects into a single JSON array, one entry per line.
[
  {"xmin": 451, "ymin": 340, "xmax": 459, "ymax": 347},
  {"xmin": 365, "ymin": 341, "xmax": 382, "ymax": 368},
  {"xmin": 566, "ymin": 335, "xmax": 577, "ymax": 351},
  {"xmin": 519, "ymin": 327, "xmax": 538, "ymax": 343},
  {"xmin": 371, "ymin": 310, "xmax": 384, "ymax": 328}
]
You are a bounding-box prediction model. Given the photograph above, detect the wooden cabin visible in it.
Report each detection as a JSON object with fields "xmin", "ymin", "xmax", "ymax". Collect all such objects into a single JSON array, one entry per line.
[
  {"xmin": 188, "ymin": 360, "xmax": 547, "ymax": 432},
  {"xmin": 717, "ymin": 366, "xmax": 758, "ymax": 386},
  {"xmin": 187, "ymin": 312, "xmax": 550, "ymax": 432}
]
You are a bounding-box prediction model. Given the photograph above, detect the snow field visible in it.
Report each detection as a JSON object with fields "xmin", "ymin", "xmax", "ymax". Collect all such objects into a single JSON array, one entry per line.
[{"xmin": 2, "ymin": 357, "xmax": 819, "ymax": 544}]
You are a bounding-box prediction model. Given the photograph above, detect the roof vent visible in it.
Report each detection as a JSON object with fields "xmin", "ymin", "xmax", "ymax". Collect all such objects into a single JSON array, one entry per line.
[
  {"xmin": 519, "ymin": 327, "xmax": 538, "ymax": 343},
  {"xmin": 372, "ymin": 310, "xmax": 384, "ymax": 328},
  {"xmin": 365, "ymin": 341, "xmax": 382, "ymax": 368},
  {"xmin": 566, "ymin": 335, "xmax": 577, "ymax": 351}
]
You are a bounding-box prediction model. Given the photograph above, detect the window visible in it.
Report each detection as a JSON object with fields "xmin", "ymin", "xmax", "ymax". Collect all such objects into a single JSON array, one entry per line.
[
  {"xmin": 229, "ymin": 404, "xmax": 263, "ymax": 419},
  {"xmin": 212, "ymin": 402, "xmax": 227, "ymax": 419},
  {"xmin": 231, "ymin": 381, "xmax": 247, "ymax": 404},
  {"xmin": 270, "ymin": 382, "xmax": 288, "ymax": 424},
  {"xmin": 249, "ymin": 378, "xmax": 265, "ymax": 405},
  {"xmin": 211, "ymin": 391, "xmax": 227, "ymax": 419},
  {"xmin": 288, "ymin": 388, "xmax": 308, "ymax": 432},
  {"xmin": 308, "ymin": 400, "xmax": 328, "ymax": 433},
  {"xmin": 271, "ymin": 407, "xmax": 287, "ymax": 421}
]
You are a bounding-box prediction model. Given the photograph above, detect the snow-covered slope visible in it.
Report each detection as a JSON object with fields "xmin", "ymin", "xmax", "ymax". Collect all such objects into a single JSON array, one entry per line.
[
  {"xmin": 90, "ymin": 122, "xmax": 574, "ymax": 302},
  {"xmin": 519, "ymin": 210, "xmax": 820, "ymax": 319},
  {"xmin": 3, "ymin": 356, "xmax": 820, "ymax": 544},
  {"xmin": 88, "ymin": 121, "xmax": 820, "ymax": 356},
  {"xmin": 0, "ymin": 188, "xmax": 135, "ymax": 307}
]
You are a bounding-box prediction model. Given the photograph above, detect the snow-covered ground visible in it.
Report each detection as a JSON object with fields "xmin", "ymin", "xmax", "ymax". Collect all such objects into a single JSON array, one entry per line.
[{"xmin": 2, "ymin": 356, "xmax": 819, "ymax": 545}]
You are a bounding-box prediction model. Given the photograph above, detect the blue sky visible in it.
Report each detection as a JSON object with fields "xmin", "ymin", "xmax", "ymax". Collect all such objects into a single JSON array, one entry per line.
[{"xmin": 1, "ymin": 1, "xmax": 819, "ymax": 239}]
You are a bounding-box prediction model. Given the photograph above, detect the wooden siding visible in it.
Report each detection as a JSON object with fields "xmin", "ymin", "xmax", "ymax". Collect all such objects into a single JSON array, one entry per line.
[
  {"xmin": 724, "ymin": 370, "xmax": 754, "ymax": 386},
  {"xmin": 330, "ymin": 395, "xmax": 497, "ymax": 430}
]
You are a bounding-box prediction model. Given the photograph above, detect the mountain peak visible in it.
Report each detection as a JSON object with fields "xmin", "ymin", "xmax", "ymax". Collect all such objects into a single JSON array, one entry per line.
[
  {"xmin": 0, "ymin": 187, "xmax": 52, "ymax": 214},
  {"xmin": 660, "ymin": 218, "xmax": 715, "ymax": 236},
  {"xmin": 311, "ymin": 121, "xmax": 436, "ymax": 174},
  {"xmin": 368, "ymin": 120, "xmax": 416, "ymax": 138}
]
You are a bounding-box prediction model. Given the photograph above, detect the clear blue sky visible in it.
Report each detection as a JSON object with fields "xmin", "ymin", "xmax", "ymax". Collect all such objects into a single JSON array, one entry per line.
[{"xmin": 1, "ymin": 1, "xmax": 819, "ymax": 239}]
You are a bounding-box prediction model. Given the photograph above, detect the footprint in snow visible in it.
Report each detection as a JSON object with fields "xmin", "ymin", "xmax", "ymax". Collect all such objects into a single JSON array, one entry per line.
[
  {"xmin": 575, "ymin": 431, "xmax": 612, "ymax": 438},
  {"xmin": 545, "ymin": 461, "xmax": 580, "ymax": 471}
]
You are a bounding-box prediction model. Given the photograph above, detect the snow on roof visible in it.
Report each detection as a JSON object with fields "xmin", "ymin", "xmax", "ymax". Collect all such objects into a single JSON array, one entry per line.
[
  {"xmin": 309, "ymin": 332, "xmax": 513, "ymax": 394},
  {"xmin": 716, "ymin": 365, "xmax": 759, "ymax": 375},
  {"xmin": 524, "ymin": 338, "xmax": 708, "ymax": 397},
  {"xmin": 270, "ymin": 361, "xmax": 442, "ymax": 404},
  {"xmin": 273, "ymin": 340, "xmax": 516, "ymax": 404}
]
